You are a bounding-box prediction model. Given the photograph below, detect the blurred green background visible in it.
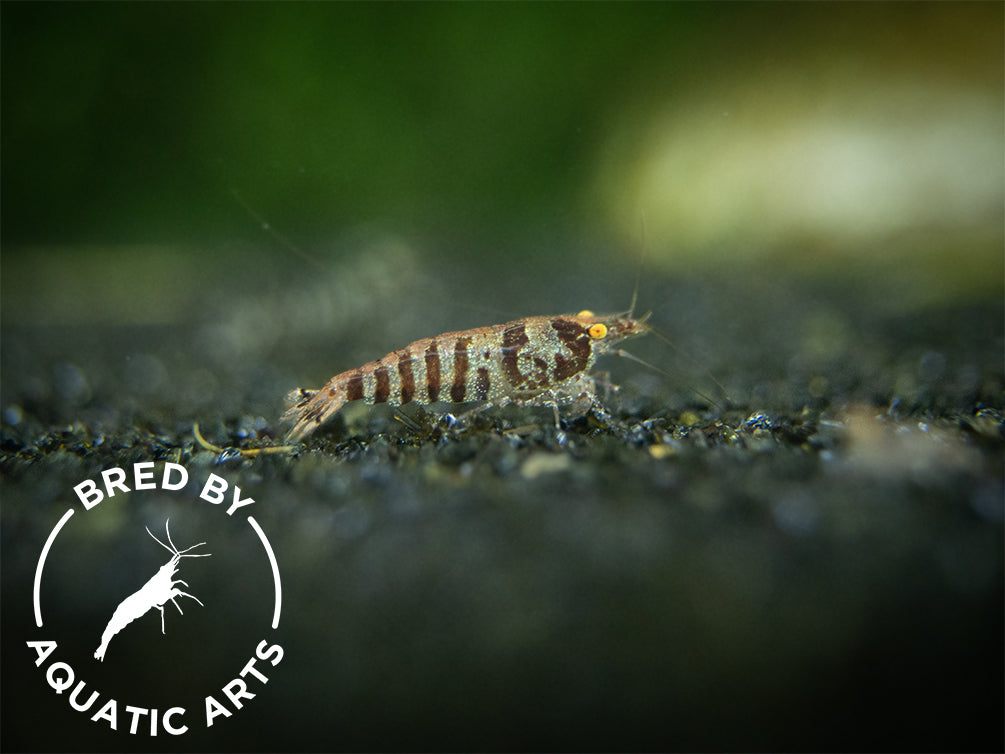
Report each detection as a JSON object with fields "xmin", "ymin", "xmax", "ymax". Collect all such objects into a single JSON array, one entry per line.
[{"xmin": 3, "ymin": 2, "xmax": 1002, "ymax": 308}]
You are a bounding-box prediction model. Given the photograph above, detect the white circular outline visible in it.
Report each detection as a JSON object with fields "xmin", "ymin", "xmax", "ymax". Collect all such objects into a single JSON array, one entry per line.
[
  {"xmin": 246, "ymin": 515, "xmax": 282, "ymax": 629},
  {"xmin": 33, "ymin": 508, "xmax": 75, "ymax": 628},
  {"xmin": 33, "ymin": 508, "xmax": 282, "ymax": 630}
]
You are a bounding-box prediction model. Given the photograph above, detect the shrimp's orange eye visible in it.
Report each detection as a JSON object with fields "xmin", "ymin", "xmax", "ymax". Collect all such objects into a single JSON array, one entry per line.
[
  {"xmin": 588, "ymin": 323, "xmax": 608, "ymax": 339},
  {"xmin": 578, "ymin": 309, "xmax": 594, "ymax": 317}
]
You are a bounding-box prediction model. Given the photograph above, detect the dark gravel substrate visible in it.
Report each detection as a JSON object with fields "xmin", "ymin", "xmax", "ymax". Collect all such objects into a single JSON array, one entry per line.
[{"xmin": 2, "ymin": 248, "xmax": 1002, "ymax": 752}]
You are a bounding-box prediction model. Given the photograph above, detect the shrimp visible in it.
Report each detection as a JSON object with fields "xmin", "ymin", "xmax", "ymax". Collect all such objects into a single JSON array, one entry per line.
[
  {"xmin": 283, "ymin": 308, "xmax": 650, "ymax": 442},
  {"xmin": 94, "ymin": 520, "xmax": 210, "ymax": 662}
]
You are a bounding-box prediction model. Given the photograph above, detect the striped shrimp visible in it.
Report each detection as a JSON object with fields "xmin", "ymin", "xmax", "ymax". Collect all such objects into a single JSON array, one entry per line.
[{"xmin": 283, "ymin": 308, "xmax": 650, "ymax": 442}]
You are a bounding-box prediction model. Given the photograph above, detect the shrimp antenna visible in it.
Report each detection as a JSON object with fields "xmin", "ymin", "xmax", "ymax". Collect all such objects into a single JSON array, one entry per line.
[
  {"xmin": 146, "ymin": 521, "xmax": 175, "ymax": 555},
  {"xmin": 230, "ymin": 188, "xmax": 326, "ymax": 273},
  {"xmin": 627, "ymin": 212, "xmax": 646, "ymax": 319},
  {"xmin": 164, "ymin": 518, "xmax": 179, "ymax": 553},
  {"xmin": 643, "ymin": 326, "xmax": 732, "ymax": 406},
  {"xmin": 612, "ymin": 348, "xmax": 723, "ymax": 410},
  {"xmin": 145, "ymin": 518, "xmax": 211, "ymax": 557}
]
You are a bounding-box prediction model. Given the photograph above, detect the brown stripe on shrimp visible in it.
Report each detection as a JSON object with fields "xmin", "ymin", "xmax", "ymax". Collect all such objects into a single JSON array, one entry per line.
[
  {"xmin": 474, "ymin": 367, "xmax": 491, "ymax": 401},
  {"xmin": 373, "ymin": 365, "xmax": 391, "ymax": 403},
  {"xmin": 283, "ymin": 308, "xmax": 651, "ymax": 442},
  {"xmin": 451, "ymin": 336, "xmax": 472, "ymax": 403},
  {"xmin": 346, "ymin": 374, "xmax": 365, "ymax": 402},
  {"xmin": 398, "ymin": 352, "xmax": 416, "ymax": 404},
  {"xmin": 425, "ymin": 341, "xmax": 441, "ymax": 402},
  {"xmin": 501, "ymin": 323, "xmax": 529, "ymax": 387},
  {"xmin": 552, "ymin": 317, "xmax": 593, "ymax": 381}
]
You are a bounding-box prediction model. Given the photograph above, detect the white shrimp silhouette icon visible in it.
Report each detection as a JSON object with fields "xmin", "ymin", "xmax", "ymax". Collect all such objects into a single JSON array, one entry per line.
[{"xmin": 94, "ymin": 519, "xmax": 211, "ymax": 662}]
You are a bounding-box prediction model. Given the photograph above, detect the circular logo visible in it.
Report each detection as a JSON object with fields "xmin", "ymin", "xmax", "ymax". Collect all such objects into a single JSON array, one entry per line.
[{"xmin": 27, "ymin": 462, "xmax": 284, "ymax": 737}]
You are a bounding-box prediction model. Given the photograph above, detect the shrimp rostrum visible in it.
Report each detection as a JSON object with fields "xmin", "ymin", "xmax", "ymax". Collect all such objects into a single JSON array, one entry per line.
[{"xmin": 284, "ymin": 309, "xmax": 650, "ymax": 442}]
